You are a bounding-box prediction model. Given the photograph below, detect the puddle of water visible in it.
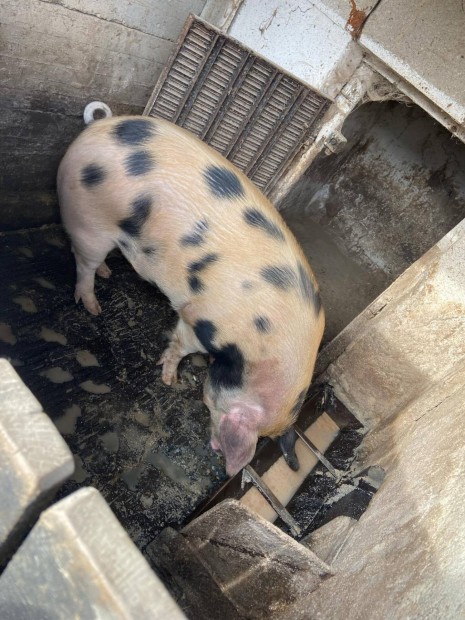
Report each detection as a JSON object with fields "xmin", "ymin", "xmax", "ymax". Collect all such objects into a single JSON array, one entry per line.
[
  {"xmin": 76, "ymin": 350, "xmax": 99, "ymax": 367},
  {"xmin": 0, "ymin": 322, "xmax": 17, "ymax": 345},
  {"xmin": 40, "ymin": 367, "xmax": 74, "ymax": 383},
  {"xmin": 46, "ymin": 236, "xmax": 66, "ymax": 248},
  {"xmin": 40, "ymin": 326, "xmax": 67, "ymax": 345},
  {"xmin": 121, "ymin": 464, "xmax": 145, "ymax": 491},
  {"xmin": 54, "ymin": 404, "xmax": 81, "ymax": 435},
  {"xmin": 101, "ymin": 431, "xmax": 120, "ymax": 454},
  {"xmin": 79, "ymin": 380, "xmax": 111, "ymax": 394},
  {"xmin": 71, "ymin": 454, "xmax": 89, "ymax": 483},
  {"xmin": 34, "ymin": 277, "xmax": 56, "ymax": 290},
  {"xmin": 18, "ymin": 247, "xmax": 33, "ymax": 258},
  {"xmin": 146, "ymin": 450, "xmax": 191, "ymax": 489},
  {"xmin": 13, "ymin": 296, "xmax": 37, "ymax": 313}
]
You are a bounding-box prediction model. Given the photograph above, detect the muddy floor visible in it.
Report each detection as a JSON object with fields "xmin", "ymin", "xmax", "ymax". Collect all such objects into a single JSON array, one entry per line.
[{"xmin": 0, "ymin": 224, "xmax": 227, "ymax": 552}]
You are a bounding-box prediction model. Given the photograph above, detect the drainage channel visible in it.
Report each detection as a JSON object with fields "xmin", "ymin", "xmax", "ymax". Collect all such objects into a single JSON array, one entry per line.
[{"xmin": 189, "ymin": 384, "xmax": 377, "ymax": 543}]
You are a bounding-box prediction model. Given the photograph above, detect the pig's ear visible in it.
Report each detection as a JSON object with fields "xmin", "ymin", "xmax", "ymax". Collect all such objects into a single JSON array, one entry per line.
[{"xmin": 219, "ymin": 406, "xmax": 260, "ymax": 476}]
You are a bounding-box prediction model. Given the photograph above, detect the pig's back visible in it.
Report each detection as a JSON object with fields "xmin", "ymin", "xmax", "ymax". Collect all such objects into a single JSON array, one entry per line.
[{"xmin": 58, "ymin": 116, "xmax": 323, "ymax": 374}]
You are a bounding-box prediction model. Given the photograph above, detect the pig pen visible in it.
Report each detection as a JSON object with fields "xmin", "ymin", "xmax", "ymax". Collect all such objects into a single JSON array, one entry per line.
[
  {"xmin": 1, "ymin": 95, "xmax": 465, "ymax": 555},
  {"xmin": 2, "ymin": 1, "xmax": 465, "ymax": 617}
]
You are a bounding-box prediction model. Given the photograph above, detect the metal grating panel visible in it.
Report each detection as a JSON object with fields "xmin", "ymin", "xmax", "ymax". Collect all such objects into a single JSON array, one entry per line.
[{"xmin": 144, "ymin": 16, "xmax": 330, "ymax": 194}]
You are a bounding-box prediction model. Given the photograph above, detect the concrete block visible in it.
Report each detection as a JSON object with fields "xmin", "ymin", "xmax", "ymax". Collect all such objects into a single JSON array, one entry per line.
[
  {"xmin": 0, "ymin": 360, "xmax": 74, "ymax": 562},
  {"xmin": 360, "ymin": 0, "xmax": 465, "ymax": 125},
  {"xmin": 182, "ymin": 499, "xmax": 330, "ymax": 618},
  {"xmin": 0, "ymin": 487, "xmax": 185, "ymax": 619},
  {"xmin": 228, "ymin": 0, "xmax": 363, "ymax": 99},
  {"xmin": 147, "ymin": 527, "xmax": 242, "ymax": 619},
  {"xmin": 301, "ymin": 515, "xmax": 357, "ymax": 564}
]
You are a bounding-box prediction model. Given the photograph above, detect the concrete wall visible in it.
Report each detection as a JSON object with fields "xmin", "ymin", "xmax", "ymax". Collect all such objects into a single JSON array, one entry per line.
[
  {"xmin": 0, "ymin": 0, "xmax": 208, "ymax": 230},
  {"xmin": 278, "ymin": 213, "xmax": 465, "ymax": 619}
]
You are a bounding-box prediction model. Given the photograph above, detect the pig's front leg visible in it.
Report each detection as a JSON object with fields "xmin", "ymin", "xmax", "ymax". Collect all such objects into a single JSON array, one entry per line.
[{"xmin": 158, "ymin": 317, "xmax": 205, "ymax": 386}]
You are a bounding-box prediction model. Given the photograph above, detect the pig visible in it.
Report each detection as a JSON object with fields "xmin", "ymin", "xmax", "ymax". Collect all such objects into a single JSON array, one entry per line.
[{"xmin": 57, "ymin": 104, "xmax": 325, "ymax": 476}]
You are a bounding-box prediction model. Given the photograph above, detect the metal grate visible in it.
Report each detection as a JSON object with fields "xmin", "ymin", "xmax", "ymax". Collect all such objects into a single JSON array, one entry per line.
[{"xmin": 144, "ymin": 15, "xmax": 330, "ymax": 195}]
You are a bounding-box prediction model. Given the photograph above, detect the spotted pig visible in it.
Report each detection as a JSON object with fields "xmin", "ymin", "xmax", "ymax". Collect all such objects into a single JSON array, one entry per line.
[{"xmin": 57, "ymin": 107, "xmax": 325, "ymax": 476}]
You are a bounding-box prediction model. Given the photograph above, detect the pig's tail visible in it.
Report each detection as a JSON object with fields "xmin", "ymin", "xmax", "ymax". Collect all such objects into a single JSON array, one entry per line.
[{"xmin": 83, "ymin": 101, "xmax": 113, "ymax": 125}]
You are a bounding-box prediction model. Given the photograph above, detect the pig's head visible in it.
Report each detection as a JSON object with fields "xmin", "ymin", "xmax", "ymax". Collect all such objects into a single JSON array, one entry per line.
[
  {"xmin": 204, "ymin": 378, "xmax": 263, "ymax": 476},
  {"xmin": 203, "ymin": 357, "xmax": 307, "ymax": 477}
]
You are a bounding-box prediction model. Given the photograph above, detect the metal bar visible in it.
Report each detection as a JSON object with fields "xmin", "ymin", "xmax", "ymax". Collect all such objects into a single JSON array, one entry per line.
[
  {"xmin": 245, "ymin": 84, "xmax": 306, "ymax": 177},
  {"xmin": 293, "ymin": 425, "xmax": 340, "ymax": 480},
  {"xmin": 199, "ymin": 50, "xmax": 251, "ymax": 141},
  {"xmin": 143, "ymin": 14, "xmax": 197, "ymax": 117},
  {"xmin": 224, "ymin": 69, "xmax": 282, "ymax": 159},
  {"xmin": 263, "ymin": 98, "xmax": 330, "ymax": 194},
  {"xmin": 176, "ymin": 33, "xmax": 223, "ymax": 125},
  {"xmin": 243, "ymin": 465, "xmax": 301, "ymax": 536}
]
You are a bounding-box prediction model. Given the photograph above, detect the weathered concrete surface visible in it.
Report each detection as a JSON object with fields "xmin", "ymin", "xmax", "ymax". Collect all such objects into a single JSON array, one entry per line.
[
  {"xmin": 279, "ymin": 361, "xmax": 465, "ymax": 619},
  {"xmin": 301, "ymin": 515, "xmax": 357, "ymax": 565},
  {"xmin": 0, "ymin": 0, "xmax": 207, "ymax": 230},
  {"xmin": 278, "ymin": 195, "xmax": 465, "ymax": 618},
  {"xmin": 317, "ymin": 216, "xmax": 465, "ymax": 427},
  {"xmin": 282, "ymin": 101, "xmax": 465, "ymax": 342},
  {"xmin": 361, "ymin": 0, "xmax": 465, "ymax": 125},
  {"xmin": 181, "ymin": 499, "xmax": 330, "ymax": 619},
  {"xmin": 147, "ymin": 527, "xmax": 243, "ymax": 620},
  {"xmin": 228, "ymin": 0, "xmax": 363, "ymax": 99},
  {"xmin": 0, "ymin": 487, "xmax": 185, "ymax": 619},
  {"xmin": 0, "ymin": 359, "xmax": 74, "ymax": 563}
]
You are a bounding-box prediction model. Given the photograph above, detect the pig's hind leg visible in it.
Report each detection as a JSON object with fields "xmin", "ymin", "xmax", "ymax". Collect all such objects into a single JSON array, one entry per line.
[
  {"xmin": 72, "ymin": 236, "xmax": 115, "ymax": 315},
  {"xmin": 158, "ymin": 318, "xmax": 206, "ymax": 386}
]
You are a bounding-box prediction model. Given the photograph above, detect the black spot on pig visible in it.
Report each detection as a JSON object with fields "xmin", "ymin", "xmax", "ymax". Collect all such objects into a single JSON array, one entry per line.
[
  {"xmin": 118, "ymin": 238, "xmax": 129, "ymax": 250},
  {"xmin": 113, "ymin": 118, "xmax": 156, "ymax": 146},
  {"xmin": 119, "ymin": 194, "xmax": 152, "ymax": 237},
  {"xmin": 125, "ymin": 150, "xmax": 155, "ymax": 177},
  {"xmin": 261, "ymin": 265, "xmax": 296, "ymax": 291},
  {"xmin": 254, "ymin": 316, "xmax": 271, "ymax": 333},
  {"xmin": 187, "ymin": 253, "xmax": 219, "ymax": 293},
  {"xmin": 194, "ymin": 319, "xmax": 245, "ymax": 389},
  {"xmin": 194, "ymin": 320, "xmax": 217, "ymax": 353},
  {"xmin": 290, "ymin": 389, "xmax": 307, "ymax": 420},
  {"xmin": 242, "ymin": 280, "xmax": 254, "ymax": 291},
  {"xmin": 210, "ymin": 344, "xmax": 244, "ymax": 389},
  {"xmin": 188, "ymin": 275, "xmax": 204, "ymax": 293},
  {"xmin": 142, "ymin": 245, "xmax": 157, "ymax": 257},
  {"xmin": 298, "ymin": 263, "xmax": 322, "ymax": 313},
  {"xmin": 188, "ymin": 253, "xmax": 219, "ymax": 273},
  {"xmin": 244, "ymin": 208, "xmax": 285, "ymax": 241},
  {"xmin": 204, "ymin": 166, "xmax": 244, "ymax": 199},
  {"xmin": 180, "ymin": 220, "xmax": 209, "ymax": 247},
  {"xmin": 81, "ymin": 163, "xmax": 106, "ymax": 187}
]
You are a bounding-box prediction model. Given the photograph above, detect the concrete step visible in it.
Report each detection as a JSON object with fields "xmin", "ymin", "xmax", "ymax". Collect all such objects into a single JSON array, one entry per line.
[
  {"xmin": 0, "ymin": 487, "xmax": 185, "ymax": 619},
  {"xmin": 0, "ymin": 359, "xmax": 74, "ymax": 567},
  {"xmin": 147, "ymin": 527, "xmax": 242, "ymax": 620},
  {"xmin": 149, "ymin": 499, "xmax": 331, "ymax": 620},
  {"xmin": 301, "ymin": 515, "xmax": 357, "ymax": 564}
]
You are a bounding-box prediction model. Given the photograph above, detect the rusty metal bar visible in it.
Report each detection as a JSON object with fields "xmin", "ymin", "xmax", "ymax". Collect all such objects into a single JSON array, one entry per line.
[
  {"xmin": 176, "ymin": 34, "xmax": 223, "ymax": 125},
  {"xmin": 246, "ymin": 84, "xmax": 307, "ymax": 177},
  {"xmin": 293, "ymin": 425, "xmax": 340, "ymax": 480},
  {"xmin": 263, "ymin": 97, "xmax": 330, "ymax": 194},
  {"xmin": 225, "ymin": 70, "xmax": 282, "ymax": 160},
  {"xmin": 199, "ymin": 50, "xmax": 251, "ymax": 140},
  {"xmin": 243, "ymin": 465, "xmax": 301, "ymax": 536}
]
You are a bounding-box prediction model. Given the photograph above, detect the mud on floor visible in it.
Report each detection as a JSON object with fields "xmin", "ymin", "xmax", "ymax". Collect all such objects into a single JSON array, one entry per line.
[{"xmin": 0, "ymin": 224, "xmax": 227, "ymax": 552}]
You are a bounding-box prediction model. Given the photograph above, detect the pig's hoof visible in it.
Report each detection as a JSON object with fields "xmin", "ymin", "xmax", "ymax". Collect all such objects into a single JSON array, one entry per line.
[
  {"xmin": 75, "ymin": 291, "xmax": 102, "ymax": 316},
  {"xmin": 96, "ymin": 262, "xmax": 112, "ymax": 279},
  {"xmin": 157, "ymin": 352, "xmax": 178, "ymax": 386}
]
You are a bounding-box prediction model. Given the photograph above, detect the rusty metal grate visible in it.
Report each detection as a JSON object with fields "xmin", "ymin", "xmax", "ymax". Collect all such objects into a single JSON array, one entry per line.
[{"xmin": 143, "ymin": 15, "xmax": 330, "ymax": 195}]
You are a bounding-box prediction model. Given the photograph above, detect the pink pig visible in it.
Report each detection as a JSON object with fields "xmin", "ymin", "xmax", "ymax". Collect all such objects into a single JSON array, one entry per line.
[{"xmin": 57, "ymin": 106, "xmax": 324, "ymax": 476}]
